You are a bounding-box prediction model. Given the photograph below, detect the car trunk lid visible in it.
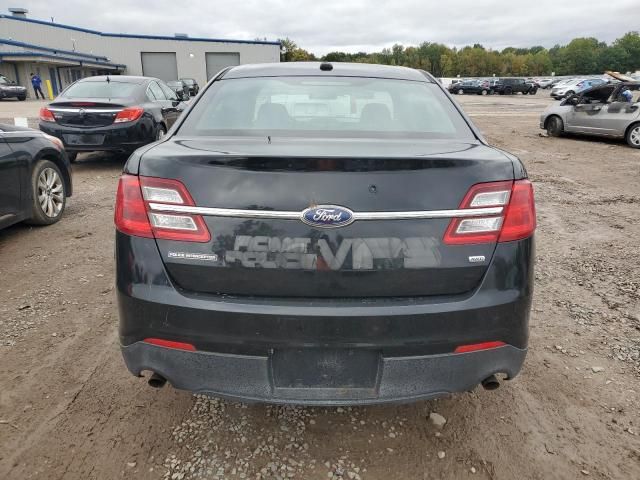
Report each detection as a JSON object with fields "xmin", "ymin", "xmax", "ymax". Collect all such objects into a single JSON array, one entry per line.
[
  {"xmin": 137, "ymin": 137, "xmax": 515, "ymax": 298},
  {"xmin": 48, "ymin": 99, "xmax": 128, "ymax": 127}
]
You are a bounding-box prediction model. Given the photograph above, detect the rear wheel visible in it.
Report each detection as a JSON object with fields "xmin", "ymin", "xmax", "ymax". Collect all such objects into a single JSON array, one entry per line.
[
  {"xmin": 481, "ymin": 89, "xmax": 488, "ymax": 95},
  {"xmin": 458, "ymin": 89, "xmax": 464, "ymax": 95},
  {"xmin": 522, "ymin": 91, "xmax": 528, "ymax": 95},
  {"xmin": 626, "ymin": 123, "xmax": 640, "ymax": 148},
  {"xmin": 505, "ymin": 88, "xmax": 512, "ymax": 95},
  {"xmin": 18, "ymin": 95, "xmax": 26, "ymax": 101},
  {"xmin": 26, "ymin": 160, "xmax": 66, "ymax": 225},
  {"xmin": 546, "ymin": 115, "xmax": 564, "ymax": 137},
  {"xmin": 530, "ymin": 89, "xmax": 537, "ymax": 95}
]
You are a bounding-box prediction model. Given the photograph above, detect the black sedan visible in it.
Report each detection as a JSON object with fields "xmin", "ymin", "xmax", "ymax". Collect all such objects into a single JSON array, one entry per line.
[
  {"xmin": 166, "ymin": 80, "xmax": 190, "ymax": 101},
  {"xmin": 39, "ymin": 76, "xmax": 186, "ymax": 162},
  {"xmin": 450, "ymin": 79, "xmax": 491, "ymax": 95},
  {"xmin": 0, "ymin": 75, "xmax": 27, "ymax": 101},
  {"xmin": 180, "ymin": 78, "xmax": 199, "ymax": 96},
  {"xmin": 115, "ymin": 62, "xmax": 536, "ymax": 405},
  {"xmin": 1, "ymin": 124, "xmax": 72, "ymax": 229}
]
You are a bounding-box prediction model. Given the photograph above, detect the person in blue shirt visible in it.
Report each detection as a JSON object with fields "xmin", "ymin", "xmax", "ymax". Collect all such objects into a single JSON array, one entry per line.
[
  {"xmin": 30, "ymin": 73, "xmax": 45, "ymax": 100},
  {"xmin": 620, "ymin": 88, "xmax": 633, "ymax": 103}
]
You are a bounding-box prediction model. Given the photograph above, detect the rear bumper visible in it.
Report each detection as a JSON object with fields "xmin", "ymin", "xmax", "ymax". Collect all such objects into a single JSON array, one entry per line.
[
  {"xmin": 116, "ymin": 233, "xmax": 534, "ymax": 404},
  {"xmin": 39, "ymin": 119, "xmax": 155, "ymax": 153},
  {"xmin": 122, "ymin": 341, "xmax": 526, "ymax": 405}
]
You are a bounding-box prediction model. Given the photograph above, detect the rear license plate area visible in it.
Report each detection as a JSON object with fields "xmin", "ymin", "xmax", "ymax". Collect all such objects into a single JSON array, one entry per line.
[
  {"xmin": 271, "ymin": 349, "xmax": 380, "ymax": 389},
  {"xmin": 64, "ymin": 134, "xmax": 105, "ymax": 146}
]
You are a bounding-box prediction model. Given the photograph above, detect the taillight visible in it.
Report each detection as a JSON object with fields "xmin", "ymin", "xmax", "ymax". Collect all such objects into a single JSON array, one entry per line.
[
  {"xmin": 114, "ymin": 175, "xmax": 210, "ymax": 242},
  {"xmin": 498, "ymin": 180, "xmax": 536, "ymax": 242},
  {"xmin": 39, "ymin": 107, "xmax": 56, "ymax": 122},
  {"xmin": 443, "ymin": 179, "xmax": 535, "ymax": 245},
  {"xmin": 114, "ymin": 107, "xmax": 144, "ymax": 123}
]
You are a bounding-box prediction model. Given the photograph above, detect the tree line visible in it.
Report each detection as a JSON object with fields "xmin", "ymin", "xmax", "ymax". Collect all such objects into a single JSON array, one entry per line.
[{"xmin": 280, "ymin": 32, "xmax": 640, "ymax": 77}]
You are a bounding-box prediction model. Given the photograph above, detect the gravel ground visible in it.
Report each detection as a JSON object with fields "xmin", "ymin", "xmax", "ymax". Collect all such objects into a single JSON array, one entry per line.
[{"xmin": 0, "ymin": 92, "xmax": 639, "ymax": 480}]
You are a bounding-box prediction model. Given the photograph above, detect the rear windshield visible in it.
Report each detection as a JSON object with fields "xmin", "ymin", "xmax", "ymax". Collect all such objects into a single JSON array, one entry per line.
[
  {"xmin": 62, "ymin": 81, "xmax": 139, "ymax": 98},
  {"xmin": 178, "ymin": 76, "xmax": 475, "ymax": 140}
]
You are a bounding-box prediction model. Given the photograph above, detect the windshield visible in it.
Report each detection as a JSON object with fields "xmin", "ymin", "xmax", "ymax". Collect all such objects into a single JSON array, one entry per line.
[
  {"xmin": 62, "ymin": 81, "xmax": 139, "ymax": 98},
  {"xmin": 178, "ymin": 76, "xmax": 475, "ymax": 140}
]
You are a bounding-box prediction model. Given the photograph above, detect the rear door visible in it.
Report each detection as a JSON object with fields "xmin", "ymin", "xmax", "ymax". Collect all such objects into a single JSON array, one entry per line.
[{"xmin": 148, "ymin": 81, "xmax": 179, "ymax": 128}]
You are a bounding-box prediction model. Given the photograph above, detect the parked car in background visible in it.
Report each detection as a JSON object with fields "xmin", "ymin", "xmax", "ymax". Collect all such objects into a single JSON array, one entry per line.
[
  {"xmin": 0, "ymin": 75, "xmax": 27, "ymax": 101},
  {"xmin": 167, "ymin": 80, "xmax": 190, "ymax": 101},
  {"xmin": 449, "ymin": 79, "xmax": 492, "ymax": 95},
  {"xmin": 115, "ymin": 62, "xmax": 536, "ymax": 405},
  {"xmin": 38, "ymin": 76, "xmax": 186, "ymax": 162},
  {"xmin": 180, "ymin": 78, "xmax": 199, "ymax": 96},
  {"xmin": 550, "ymin": 78, "xmax": 606, "ymax": 99},
  {"xmin": 537, "ymin": 78, "xmax": 554, "ymax": 89},
  {"xmin": 492, "ymin": 78, "xmax": 537, "ymax": 95},
  {"xmin": 541, "ymin": 81, "xmax": 640, "ymax": 148},
  {"xmin": 0, "ymin": 124, "xmax": 72, "ymax": 228}
]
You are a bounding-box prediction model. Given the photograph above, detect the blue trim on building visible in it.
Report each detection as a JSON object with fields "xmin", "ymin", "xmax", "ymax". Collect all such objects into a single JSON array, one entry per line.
[
  {"xmin": 0, "ymin": 14, "xmax": 281, "ymax": 46},
  {"xmin": 0, "ymin": 39, "xmax": 110, "ymax": 61},
  {"xmin": 0, "ymin": 51, "xmax": 126, "ymax": 69}
]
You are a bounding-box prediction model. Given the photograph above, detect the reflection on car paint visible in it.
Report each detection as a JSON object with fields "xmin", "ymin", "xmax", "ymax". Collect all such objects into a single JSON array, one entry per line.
[{"xmin": 221, "ymin": 235, "xmax": 442, "ymax": 270}]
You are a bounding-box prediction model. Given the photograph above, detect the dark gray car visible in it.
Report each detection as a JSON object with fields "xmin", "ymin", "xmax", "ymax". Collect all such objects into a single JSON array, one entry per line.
[
  {"xmin": 115, "ymin": 62, "xmax": 536, "ymax": 405},
  {"xmin": 0, "ymin": 75, "xmax": 27, "ymax": 101},
  {"xmin": 540, "ymin": 81, "xmax": 640, "ymax": 148}
]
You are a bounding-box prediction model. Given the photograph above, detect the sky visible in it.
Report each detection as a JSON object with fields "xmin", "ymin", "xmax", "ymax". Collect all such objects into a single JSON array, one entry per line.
[{"xmin": 4, "ymin": 1, "xmax": 640, "ymax": 55}]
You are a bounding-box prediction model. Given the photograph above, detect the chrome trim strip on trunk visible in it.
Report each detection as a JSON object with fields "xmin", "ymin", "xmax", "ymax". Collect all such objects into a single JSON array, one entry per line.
[
  {"xmin": 48, "ymin": 108, "xmax": 122, "ymax": 113},
  {"xmin": 147, "ymin": 203, "xmax": 504, "ymax": 220}
]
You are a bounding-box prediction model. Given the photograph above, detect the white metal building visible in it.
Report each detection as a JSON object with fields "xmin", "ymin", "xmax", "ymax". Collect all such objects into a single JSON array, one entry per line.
[{"xmin": 0, "ymin": 9, "xmax": 280, "ymax": 98}]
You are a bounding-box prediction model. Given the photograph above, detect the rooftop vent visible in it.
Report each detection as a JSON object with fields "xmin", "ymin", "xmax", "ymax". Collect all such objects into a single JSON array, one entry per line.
[
  {"xmin": 8, "ymin": 7, "xmax": 28, "ymax": 17},
  {"xmin": 174, "ymin": 33, "xmax": 188, "ymax": 38}
]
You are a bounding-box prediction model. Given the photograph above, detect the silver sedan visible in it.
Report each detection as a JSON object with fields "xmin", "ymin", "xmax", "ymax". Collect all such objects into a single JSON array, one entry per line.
[{"xmin": 540, "ymin": 82, "xmax": 640, "ymax": 148}]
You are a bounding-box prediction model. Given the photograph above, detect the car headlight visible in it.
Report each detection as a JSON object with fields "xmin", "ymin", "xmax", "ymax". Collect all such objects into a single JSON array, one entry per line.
[{"xmin": 42, "ymin": 133, "xmax": 64, "ymax": 151}]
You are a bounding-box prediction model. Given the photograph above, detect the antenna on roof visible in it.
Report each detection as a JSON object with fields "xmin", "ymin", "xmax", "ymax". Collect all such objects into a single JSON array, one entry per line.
[{"xmin": 106, "ymin": 75, "xmax": 110, "ymax": 83}]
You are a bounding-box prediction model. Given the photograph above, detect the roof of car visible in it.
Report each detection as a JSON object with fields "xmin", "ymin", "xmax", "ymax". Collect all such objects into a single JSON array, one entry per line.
[{"xmin": 222, "ymin": 62, "xmax": 433, "ymax": 82}]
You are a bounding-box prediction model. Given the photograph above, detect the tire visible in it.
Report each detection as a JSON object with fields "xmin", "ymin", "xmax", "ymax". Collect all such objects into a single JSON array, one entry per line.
[
  {"xmin": 26, "ymin": 160, "xmax": 66, "ymax": 225},
  {"xmin": 156, "ymin": 125, "xmax": 167, "ymax": 141},
  {"xmin": 458, "ymin": 89, "xmax": 464, "ymax": 95},
  {"xmin": 546, "ymin": 115, "xmax": 564, "ymax": 137},
  {"xmin": 505, "ymin": 88, "xmax": 512, "ymax": 95},
  {"xmin": 564, "ymin": 91, "xmax": 575, "ymax": 98},
  {"xmin": 481, "ymin": 89, "xmax": 488, "ymax": 95},
  {"xmin": 67, "ymin": 152, "xmax": 78, "ymax": 163},
  {"xmin": 523, "ymin": 91, "xmax": 528, "ymax": 95},
  {"xmin": 626, "ymin": 123, "xmax": 640, "ymax": 148},
  {"xmin": 18, "ymin": 96, "xmax": 26, "ymax": 101},
  {"xmin": 530, "ymin": 89, "xmax": 538, "ymax": 95}
]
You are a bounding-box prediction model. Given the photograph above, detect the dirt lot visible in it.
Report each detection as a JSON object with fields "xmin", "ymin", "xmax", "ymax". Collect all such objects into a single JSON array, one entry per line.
[{"xmin": 1, "ymin": 92, "xmax": 639, "ymax": 480}]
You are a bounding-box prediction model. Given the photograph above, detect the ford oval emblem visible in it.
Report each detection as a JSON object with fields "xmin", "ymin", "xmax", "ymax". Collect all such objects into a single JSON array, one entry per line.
[{"xmin": 300, "ymin": 205, "xmax": 355, "ymax": 228}]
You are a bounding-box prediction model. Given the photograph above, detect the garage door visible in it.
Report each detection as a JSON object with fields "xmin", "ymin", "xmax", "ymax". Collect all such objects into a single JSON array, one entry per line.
[
  {"xmin": 206, "ymin": 53, "xmax": 240, "ymax": 80},
  {"xmin": 141, "ymin": 52, "xmax": 178, "ymax": 81}
]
